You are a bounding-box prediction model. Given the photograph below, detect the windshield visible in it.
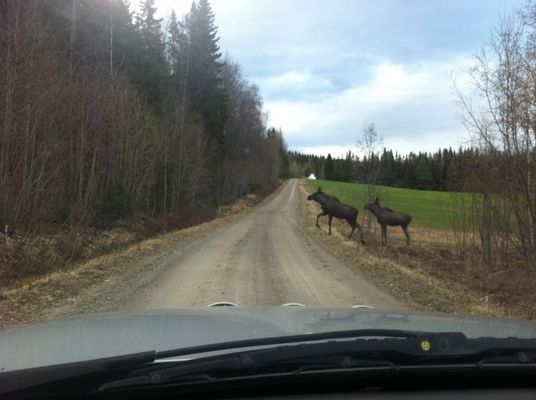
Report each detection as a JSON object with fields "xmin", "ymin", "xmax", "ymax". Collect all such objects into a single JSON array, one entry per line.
[{"xmin": 0, "ymin": 0, "xmax": 535, "ymax": 368}]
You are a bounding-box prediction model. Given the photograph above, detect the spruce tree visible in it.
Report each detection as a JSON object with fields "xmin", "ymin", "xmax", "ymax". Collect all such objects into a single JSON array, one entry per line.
[
  {"xmin": 325, "ymin": 154, "xmax": 335, "ymax": 180},
  {"xmin": 187, "ymin": 0, "xmax": 228, "ymax": 149},
  {"xmin": 137, "ymin": 0, "xmax": 167, "ymax": 106}
]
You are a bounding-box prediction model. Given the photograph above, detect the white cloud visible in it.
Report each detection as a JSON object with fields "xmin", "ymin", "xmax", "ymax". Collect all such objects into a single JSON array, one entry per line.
[
  {"xmin": 365, "ymin": 63, "xmax": 430, "ymax": 103},
  {"xmin": 261, "ymin": 71, "xmax": 313, "ymax": 87},
  {"xmin": 266, "ymin": 56, "xmax": 474, "ymax": 155},
  {"xmin": 255, "ymin": 71, "xmax": 332, "ymax": 99}
]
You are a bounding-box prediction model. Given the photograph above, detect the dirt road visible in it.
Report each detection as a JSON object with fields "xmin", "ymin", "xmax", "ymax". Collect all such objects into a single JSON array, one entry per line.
[{"xmin": 126, "ymin": 179, "xmax": 402, "ymax": 309}]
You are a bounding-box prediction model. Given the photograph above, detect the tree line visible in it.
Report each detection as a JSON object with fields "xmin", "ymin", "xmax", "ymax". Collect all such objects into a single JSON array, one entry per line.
[
  {"xmin": 289, "ymin": 147, "xmax": 481, "ymax": 192},
  {"xmin": 0, "ymin": 0, "xmax": 288, "ymax": 229}
]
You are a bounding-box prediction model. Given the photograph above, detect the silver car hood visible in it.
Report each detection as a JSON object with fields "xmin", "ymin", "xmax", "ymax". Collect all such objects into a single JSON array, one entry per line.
[{"xmin": 2, "ymin": 307, "xmax": 536, "ymax": 372}]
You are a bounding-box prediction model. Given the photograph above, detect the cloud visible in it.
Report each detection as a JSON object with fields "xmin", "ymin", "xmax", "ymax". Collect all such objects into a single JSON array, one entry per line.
[
  {"xmin": 150, "ymin": 0, "xmax": 524, "ymax": 157},
  {"xmin": 266, "ymin": 56, "xmax": 473, "ymax": 155},
  {"xmin": 255, "ymin": 71, "xmax": 333, "ymax": 100},
  {"xmin": 262, "ymin": 71, "xmax": 316, "ymax": 85}
]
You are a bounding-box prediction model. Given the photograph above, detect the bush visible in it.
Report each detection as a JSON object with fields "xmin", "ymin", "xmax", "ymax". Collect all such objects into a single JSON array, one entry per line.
[{"xmin": 99, "ymin": 183, "xmax": 132, "ymax": 221}]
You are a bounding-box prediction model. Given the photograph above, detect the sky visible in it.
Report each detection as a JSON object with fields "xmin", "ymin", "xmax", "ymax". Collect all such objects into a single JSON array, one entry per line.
[{"xmin": 149, "ymin": 0, "xmax": 526, "ymax": 157}]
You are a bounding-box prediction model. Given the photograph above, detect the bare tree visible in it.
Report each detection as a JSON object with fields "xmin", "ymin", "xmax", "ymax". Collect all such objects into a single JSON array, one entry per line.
[
  {"xmin": 357, "ymin": 122, "xmax": 383, "ymax": 231},
  {"xmin": 454, "ymin": 10, "xmax": 536, "ymax": 268}
]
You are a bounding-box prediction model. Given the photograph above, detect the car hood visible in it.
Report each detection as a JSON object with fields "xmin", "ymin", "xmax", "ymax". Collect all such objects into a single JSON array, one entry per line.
[{"xmin": 2, "ymin": 307, "xmax": 536, "ymax": 372}]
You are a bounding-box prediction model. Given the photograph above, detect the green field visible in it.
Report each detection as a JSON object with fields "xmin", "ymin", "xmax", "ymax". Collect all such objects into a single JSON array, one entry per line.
[{"xmin": 307, "ymin": 179, "xmax": 464, "ymax": 231}]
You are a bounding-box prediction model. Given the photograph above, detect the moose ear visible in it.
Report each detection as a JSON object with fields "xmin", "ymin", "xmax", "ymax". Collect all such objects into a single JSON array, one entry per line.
[
  {"xmin": 375, "ymin": 197, "xmax": 379, "ymax": 203},
  {"xmin": 317, "ymin": 187, "xmax": 322, "ymax": 192}
]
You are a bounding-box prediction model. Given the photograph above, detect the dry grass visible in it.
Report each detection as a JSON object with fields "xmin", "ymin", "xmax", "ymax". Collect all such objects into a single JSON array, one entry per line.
[{"xmin": 299, "ymin": 180, "xmax": 535, "ymax": 320}]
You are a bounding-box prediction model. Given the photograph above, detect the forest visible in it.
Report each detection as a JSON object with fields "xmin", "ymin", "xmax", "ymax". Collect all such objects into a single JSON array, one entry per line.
[
  {"xmin": 0, "ymin": 0, "xmax": 289, "ymax": 230},
  {"xmin": 289, "ymin": 147, "xmax": 481, "ymax": 192}
]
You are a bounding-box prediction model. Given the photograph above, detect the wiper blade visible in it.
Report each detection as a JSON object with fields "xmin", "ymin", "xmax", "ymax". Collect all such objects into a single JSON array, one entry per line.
[
  {"xmin": 97, "ymin": 331, "xmax": 536, "ymax": 392},
  {"xmin": 98, "ymin": 352, "xmax": 397, "ymax": 392},
  {"xmin": 99, "ymin": 357, "xmax": 245, "ymax": 390},
  {"xmin": 0, "ymin": 351, "xmax": 155, "ymax": 395},
  {"xmin": 96, "ymin": 329, "xmax": 420, "ymax": 392},
  {"xmin": 156, "ymin": 328, "xmax": 419, "ymax": 359}
]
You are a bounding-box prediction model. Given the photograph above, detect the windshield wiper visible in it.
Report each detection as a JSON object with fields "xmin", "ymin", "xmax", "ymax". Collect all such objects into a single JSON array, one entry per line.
[
  {"xmin": 4, "ymin": 329, "xmax": 536, "ymax": 396},
  {"xmin": 97, "ymin": 330, "xmax": 536, "ymax": 392},
  {"xmin": 156, "ymin": 328, "xmax": 420, "ymax": 359},
  {"xmin": 97, "ymin": 329, "xmax": 418, "ymax": 391},
  {"xmin": 98, "ymin": 353, "xmax": 397, "ymax": 391},
  {"xmin": 0, "ymin": 351, "xmax": 155, "ymax": 395}
]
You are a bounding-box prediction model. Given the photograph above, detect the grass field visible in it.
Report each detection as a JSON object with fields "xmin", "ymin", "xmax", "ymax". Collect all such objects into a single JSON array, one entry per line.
[{"xmin": 306, "ymin": 179, "xmax": 464, "ymax": 231}]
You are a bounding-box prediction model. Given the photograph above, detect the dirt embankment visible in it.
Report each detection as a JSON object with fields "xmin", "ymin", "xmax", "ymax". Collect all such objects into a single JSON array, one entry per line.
[{"xmin": 300, "ymin": 181, "xmax": 536, "ymax": 320}]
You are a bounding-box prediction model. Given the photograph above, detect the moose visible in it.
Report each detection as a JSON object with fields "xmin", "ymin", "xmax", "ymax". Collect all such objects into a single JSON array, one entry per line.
[
  {"xmin": 307, "ymin": 188, "xmax": 364, "ymax": 243},
  {"xmin": 364, "ymin": 197, "xmax": 412, "ymax": 245}
]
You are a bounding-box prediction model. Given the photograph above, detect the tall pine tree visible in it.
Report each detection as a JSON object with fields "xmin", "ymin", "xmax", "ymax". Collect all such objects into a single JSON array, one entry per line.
[
  {"xmin": 187, "ymin": 0, "xmax": 228, "ymax": 149},
  {"xmin": 167, "ymin": 10, "xmax": 189, "ymax": 96},
  {"xmin": 137, "ymin": 0, "xmax": 167, "ymax": 107},
  {"xmin": 325, "ymin": 154, "xmax": 335, "ymax": 180},
  {"xmin": 110, "ymin": 0, "xmax": 139, "ymax": 78}
]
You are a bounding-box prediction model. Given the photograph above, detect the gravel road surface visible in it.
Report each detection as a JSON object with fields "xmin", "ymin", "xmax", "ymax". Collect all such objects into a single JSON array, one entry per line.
[{"xmin": 126, "ymin": 179, "xmax": 402, "ymax": 309}]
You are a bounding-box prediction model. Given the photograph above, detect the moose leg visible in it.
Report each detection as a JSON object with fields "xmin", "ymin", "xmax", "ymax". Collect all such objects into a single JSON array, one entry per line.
[
  {"xmin": 347, "ymin": 218, "xmax": 356, "ymax": 239},
  {"xmin": 348, "ymin": 223, "xmax": 355, "ymax": 239},
  {"xmin": 356, "ymin": 222, "xmax": 366, "ymax": 244},
  {"xmin": 402, "ymin": 226, "xmax": 411, "ymax": 245},
  {"xmin": 381, "ymin": 225, "xmax": 387, "ymax": 245},
  {"xmin": 316, "ymin": 211, "xmax": 327, "ymax": 228},
  {"xmin": 328, "ymin": 215, "xmax": 333, "ymax": 235}
]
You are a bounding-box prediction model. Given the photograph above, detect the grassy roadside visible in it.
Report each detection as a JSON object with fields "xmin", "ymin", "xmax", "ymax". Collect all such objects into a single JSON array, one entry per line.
[{"xmin": 299, "ymin": 180, "xmax": 533, "ymax": 320}]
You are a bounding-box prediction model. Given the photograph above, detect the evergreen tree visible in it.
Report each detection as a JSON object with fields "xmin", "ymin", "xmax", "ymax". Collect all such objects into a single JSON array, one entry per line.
[
  {"xmin": 187, "ymin": 0, "xmax": 228, "ymax": 148},
  {"xmin": 137, "ymin": 0, "xmax": 167, "ymax": 106},
  {"xmin": 167, "ymin": 10, "xmax": 188, "ymax": 91},
  {"xmin": 340, "ymin": 151, "xmax": 354, "ymax": 182},
  {"xmin": 110, "ymin": 0, "xmax": 140, "ymax": 77},
  {"xmin": 414, "ymin": 153, "xmax": 433, "ymax": 189},
  {"xmin": 325, "ymin": 154, "xmax": 335, "ymax": 180}
]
